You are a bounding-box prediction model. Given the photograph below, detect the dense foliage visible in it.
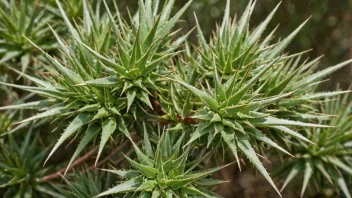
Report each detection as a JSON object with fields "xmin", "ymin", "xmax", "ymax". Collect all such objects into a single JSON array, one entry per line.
[{"xmin": 0, "ymin": 0, "xmax": 352, "ymax": 197}]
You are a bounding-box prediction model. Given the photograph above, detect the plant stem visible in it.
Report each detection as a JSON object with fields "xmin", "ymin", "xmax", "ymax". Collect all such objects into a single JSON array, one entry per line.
[
  {"xmin": 40, "ymin": 146, "xmax": 99, "ymax": 181},
  {"xmin": 91, "ymin": 140, "xmax": 131, "ymax": 169}
]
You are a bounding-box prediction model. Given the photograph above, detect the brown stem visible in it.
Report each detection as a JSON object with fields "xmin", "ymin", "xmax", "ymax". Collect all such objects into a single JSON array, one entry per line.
[
  {"xmin": 90, "ymin": 140, "xmax": 130, "ymax": 170},
  {"xmin": 40, "ymin": 132, "xmax": 140, "ymax": 182},
  {"xmin": 41, "ymin": 146, "xmax": 98, "ymax": 181},
  {"xmin": 150, "ymin": 97, "xmax": 198, "ymax": 125},
  {"xmin": 150, "ymin": 96, "xmax": 167, "ymax": 115},
  {"xmin": 115, "ymin": 147, "xmax": 135, "ymax": 165},
  {"xmin": 89, "ymin": 143, "xmax": 137, "ymax": 171}
]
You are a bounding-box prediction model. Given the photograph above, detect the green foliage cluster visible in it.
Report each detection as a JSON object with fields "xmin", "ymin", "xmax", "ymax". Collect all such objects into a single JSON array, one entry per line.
[{"xmin": 0, "ymin": 0, "xmax": 352, "ymax": 197}]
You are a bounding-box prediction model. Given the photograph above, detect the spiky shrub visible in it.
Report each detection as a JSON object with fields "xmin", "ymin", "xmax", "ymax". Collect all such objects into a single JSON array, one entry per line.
[
  {"xmin": 0, "ymin": 0, "xmax": 352, "ymax": 197},
  {"xmin": 277, "ymin": 94, "xmax": 352, "ymax": 198}
]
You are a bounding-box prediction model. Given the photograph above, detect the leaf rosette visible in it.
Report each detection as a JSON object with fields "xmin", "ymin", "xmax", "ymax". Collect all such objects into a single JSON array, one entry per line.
[{"xmin": 97, "ymin": 131, "xmax": 228, "ymax": 198}]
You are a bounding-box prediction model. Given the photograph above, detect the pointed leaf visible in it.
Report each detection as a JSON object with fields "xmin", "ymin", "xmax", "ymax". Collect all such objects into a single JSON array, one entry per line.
[
  {"xmin": 301, "ymin": 160, "xmax": 313, "ymax": 197},
  {"xmin": 65, "ymin": 124, "xmax": 100, "ymax": 175},
  {"xmin": 95, "ymin": 177, "xmax": 143, "ymax": 197},
  {"xmin": 45, "ymin": 113, "xmax": 94, "ymax": 164},
  {"xmin": 237, "ymin": 133, "xmax": 281, "ymax": 197},
  {"xmin": 96, "ymin": 117, "xmax": 117, "ymax": 165},
  {"xmin": 174, "ymin": 79, "xmax": 218, "ymax": 112}
]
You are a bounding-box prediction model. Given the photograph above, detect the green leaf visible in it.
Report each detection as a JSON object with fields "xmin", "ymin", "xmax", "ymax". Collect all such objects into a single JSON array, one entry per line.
[
  {"xmin": 327, "ymin": 157, "xmax": 352, "ymax": 175},
  {"xmin": 151, "ymin": 189, "xmax": 161, "ymax": 198},
  {"xmin": 117, "ymin": 116, "xmax": 130, "ymax": 138},
  {"xmin": 92, "ymin": 107, "xmax": 109, "ymax": 121},
  {"xmin": 77, "ymin": 77, "xmax": 120, "ymax": 86},
  {"xmin": 7, "ymin": 67, "xmax": 53, "ymax": 88},
  {"xmin": 315, "ymin": 161, "xmax": 332, "ymax": 184},
  {"xmin": 280, "ymin": 163, "xmax": 302, "ymax": 192},
  {"xmin": 95, "ymin": 177, "xmax": 143, "ymax": 197},
  {"xmin": 226, "ymin": 60, "xmax": 275, "ymax": 106},
  {"xmin": 166, "ymin": 163, "xmax": 231, "ymax": 190},
  {"xmin": 136, "ymin": 180, "xmax": 156, "ymax": 192},
  {"xmin": 0, "ymin": 100, "xmax": 55, "ymax": 110},
  {"xmin": 266, "ymin": 18, "xmax": 310, "ymax": 60},
  {"xmin": 237, "ymin": 133, "xmax": 281, "ymax": 197},
  {"xmin": 299, "ymin": 90, "xmax": 351, "ymax": 100},
  {"xmin": 20, "ymin": 53, "xmax": 30, "ymax": 73},
  {"xmin": 45, "ymin": 113, "xmax": 94, "ymax": 165},
  {"xmin": 132, "ymin": 141, "xmax": 154, "ymax": 167},
  {"xmin": 79, "ymin": 41, "xmax": 127, "ymax": 76},
  {"xmin": 248, "ymin": 2, "xmax": 281, "ymax": 45},
  {"xmin": 96, "ymin": 117, "xmax": 117, "ymax": 165},
  {"xmin": 65, "ymin": 124, "xmax": 100, "ymax": 175},
  {"xmin": 242, "ymin": 91, "xmax": 295, "ymax": 112},
  {"xmin": 157, "ymin": 0, "xmax": 193, "ymax": 37},
  {"xmin": 35, "ymin": 185, "xmax": 66, "ymax": 198},
  {"xmin": 82, "ymin": 0, "xmax": 93, "ymax": 30},
  {"xmin": 0, "ymin": 51, "xmax": 20, "ymax": 64},
  {"xmin": 213, "ymin": 65, "xmax": 226, "ymax": 102},
  {"xmin": 253, "ymin": 116, "xmax": 331, "ymax": 128},
  {"xmin": 100, "ymin": 169, "xmax": 140, "ymax": 179},
  {"xmin": 143, "ymin": 122, "xmax": 153, "ymax": 157},
  {"xmin": 235, "ymin": 0, "xmax": 254, "ymax": 43},
  {"xmin": 78, "ymin": 104, "xmax": 101, "ymax": 112},
  {"xmin": 221, "ymin": 130, "xmax": 241, "ymax": 170},
  {"xmin": 182, "ymin": 93, "xmax": 192, "ymax": 118},
  {"xmin": 181, "ymin": 186, "xmax": 210, "ymax": 197},
  {"xmin": 138, "ymin": 0, "xmax": 148, "ymax": 41},
  {"xmin": 336, "ymin": 176, "xmax": 352, "ymax": 198},
  {"xmin": 194, "ymin": 14, "xmax": 207, "ymax": 49},
  {"xmin": 271, "ymin": 126, "xmax": 313, "ymax": 144},
  {"xmin": 294, "ymin": 59, "xmax": 352, "ymax": 88},
  {"xmin": 222, "ymin": 119, "xmax": 245, "ymax": 134},
  {"xmin": 301, "ymin": 160, "xmax": 313, "ymax": 197},
  {"xmin": 142, "ymin": 12, "xmax": 161, "ymax": 50},
  {"xmin": 24, "ymin": 37, "xmax": 83, "ymax": 84},
  {"xmin": 0, "ymin": 82, "xmax": 65, "ymax": 99},
  {"xmin": 137, "ymin": 91, "xmax": 153, "ymax": 109},
  {"xmin": 127, "ymin": 89, "xmax": 137, "ymax": 112},
  {"xmin": 248, "ymin": 128, "xmax": 293, "ymax": 157},
  {"xmin": 196, "ymin": 178, "xmax": 226, "ymax": 186},
  {"xmin": 198, "ymin": 187, "xmax": 224, "ymax": 198},
  {"xmin": 219, "ymin": 0, "xmax": 230, "ymax": 36},
  {"xmin": 142, "ymin": 53, "xmax": 175, "ymax": 76},
  {"xmin": 125, "ymin": 155, "xmax": 158, "ymax": 179},
  {"xmin": 174, "ymin": 78, "xmax": 218, "ymax": 112},
  {"xmin": 16, "ymin": 106, "xmax": 66, "ymax": 124},
  {"xmin": 55, "ymin": 0, "xmax": 81, "ymax": 42},
  {"xmin": 184, "ymin": 123, "xmax": 213, "ymax": 147}
]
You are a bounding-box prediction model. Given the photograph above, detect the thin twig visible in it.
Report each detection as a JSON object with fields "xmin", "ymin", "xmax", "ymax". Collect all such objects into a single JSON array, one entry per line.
[
  {"xmin": 92, "ymin": 140, "xmax": 130, "ymax": 169},
  {"xmin": 150, "ymin": 96, "xmax": 167, "ymax": 115},
  {"xmin": 150, "ymin": 97, "xmax": 197, "ymax": 125},
  {"xmin": 41, "ymin": 146, "xmax": 98, "ymax": 181},
  {"xmin": 115, "ymin": 147, "xmax": 135, "ymax": 164}
]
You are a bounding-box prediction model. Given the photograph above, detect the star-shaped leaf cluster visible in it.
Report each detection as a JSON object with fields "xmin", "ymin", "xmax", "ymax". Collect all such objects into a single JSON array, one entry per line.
[
  {"xmin": 97, "ymin": 130, "xmax": 228, "ymax": 198},
  {"xmin": 278, "ymin": 94, "xmax": 352, "ymax": 198}
]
